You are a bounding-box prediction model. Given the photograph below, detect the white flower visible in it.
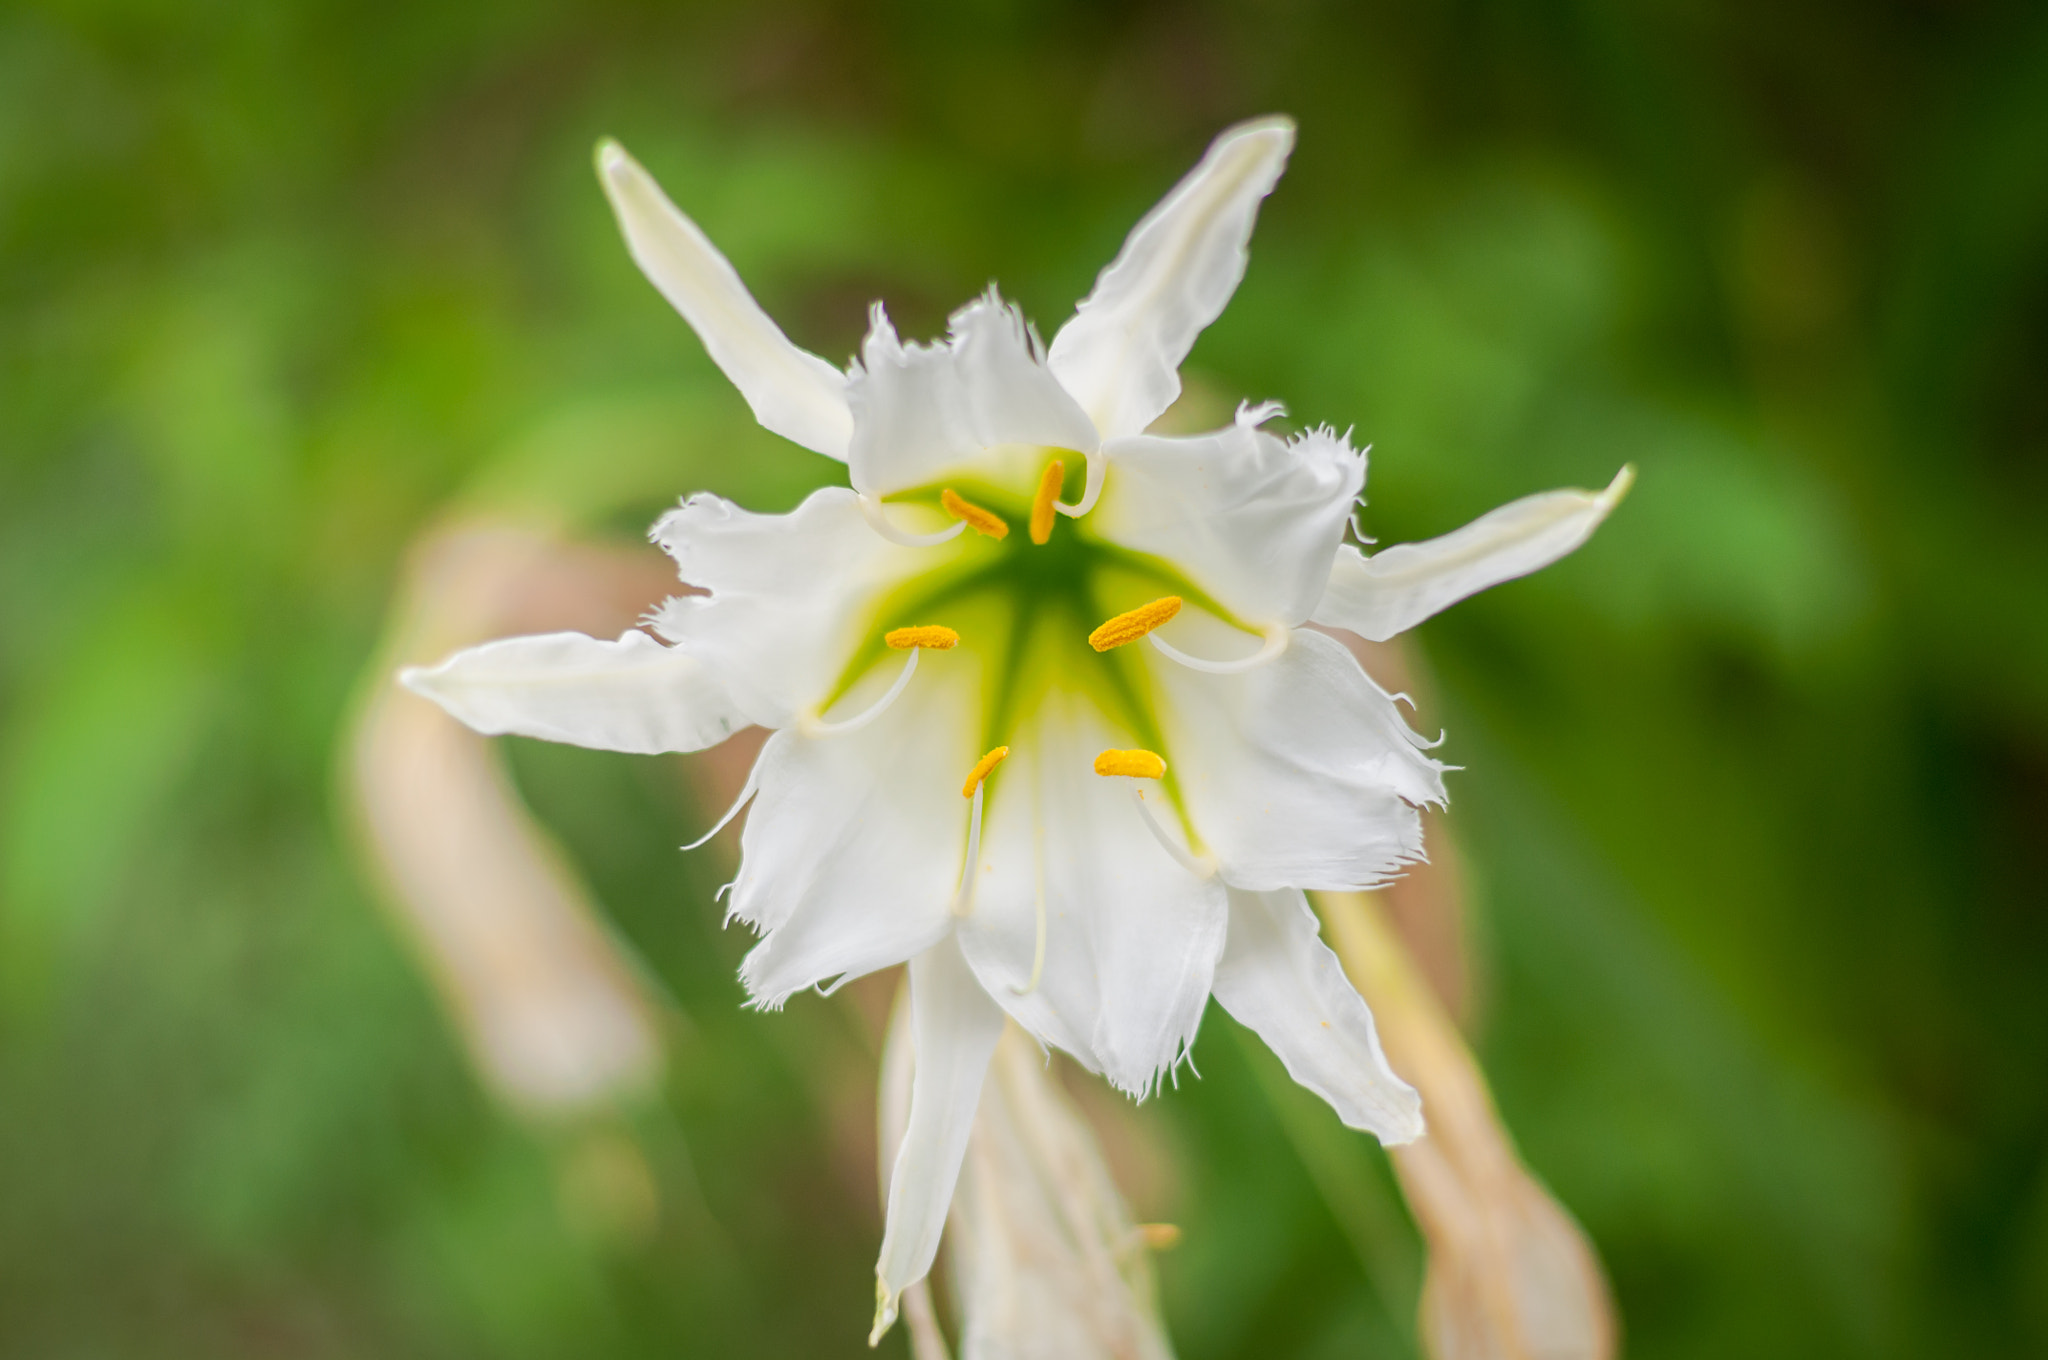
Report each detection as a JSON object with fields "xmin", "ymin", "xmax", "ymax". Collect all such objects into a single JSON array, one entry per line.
[{"xmin": 400, "ymin": 116, "xmax": 1631, "ymax": 1340}]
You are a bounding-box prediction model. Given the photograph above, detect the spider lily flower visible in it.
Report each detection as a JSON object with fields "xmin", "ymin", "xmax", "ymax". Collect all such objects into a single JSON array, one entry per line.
[{"xmin": 400, "ymin": 116, "xmax": 1630, "ymax": 1339}]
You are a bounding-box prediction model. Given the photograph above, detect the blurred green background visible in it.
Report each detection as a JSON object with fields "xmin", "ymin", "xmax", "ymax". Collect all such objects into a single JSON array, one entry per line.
[{"xmin": 4, "ymin": 1, "xmax": 2046, "ymax": 1356}]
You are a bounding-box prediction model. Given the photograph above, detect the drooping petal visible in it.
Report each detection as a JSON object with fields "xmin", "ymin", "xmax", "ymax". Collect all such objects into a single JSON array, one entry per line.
[
  {"xmin": 1091, "ymin": 407, "xmax": 1364, "ymax": 626},
  {"xmin": 399, "ymin": 628, "xmax": 747, "ymax": 755},
  {"xmin": 1148, "ymin": 628, "xmax": 1443, "ymax": 892},
  {"xmin": 948, "ymin": 1022, "xmax": 1176, "ymax": 1360},
  {"xmin": 1047, "ymin": 117, "xmax": 1294, "ymax": 440},
  {"xmin": 727, "ymin": 650, "xmax": 981, "ymax": 1006},
  {"xmin": 1314, "ymin": 466, "xmax": 1634, "ymax": 642},
  {"xmin": 956, "ymin": 691, "xmax": 1228, "ymax": 1096},
  {"xmin": 648, "ymin": 486, "xmax": 946, "ymax": 727},
  {"xmin": 1212, "ymin": 886, "xmax": 1422, "ymax": 1143},
  {"xmin": 596, "ymin": 140, "xmax": 854, "ymax": 459},
  {"xmin": 874, "ymin": 931, "xmax": 1007, "ymax": 1345},
  {"xmin": 875, "ymin": 986, "xmax": 953, "ymax": 1360},
  {"xmin": 847, "ymin": 292, "xmax": 1100, "ymax": 498}
]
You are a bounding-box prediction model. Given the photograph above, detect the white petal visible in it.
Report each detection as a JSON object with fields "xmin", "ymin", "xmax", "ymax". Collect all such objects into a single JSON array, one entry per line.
[
  {"xmin": 1314, "ymin": 465, "xmax": 1634, "ymax": 642},
  {"xmin": 1149, "ymin": 628, "xmax": 1443, "ymax": 892},
  {"xmin": 399, "ymin": 628, "xmax": 746, "ymax": 755},
  {"xmin": 1212, "ymin": 887, "xmax": 1422, "ymax": 1143},
  {"xmin": 728, "ymin": 650, "xmax": 981, "ymax": 1006},
  {"xmin": 1048, "ymin": 117, "xmax": 1294, "ymax": 439},
  {"xmin": 874, "ymin": 931, "xmax": 1006, "ymax": 1344},
  {"xmin": 947, "ymin": 1023, "xmax": 1177, "ymax": 1360},
  {"xmin": 955, "ymin": 692, "xmax": 1228, "ymax": 1096},
  {"xmin": 596, "ymin": 140, "xmax": 854, "ymax": 459},
  {"xmin": 847, "ymin": 291, "xmax": 1100, "ymax": 498},
  {"xmin": 1091, "ymin": 408, "xmax": 1364, "ymax": 625},
  {"xmin": 648, "ymin": 485, "xmax": 945, "ymax": 727}
]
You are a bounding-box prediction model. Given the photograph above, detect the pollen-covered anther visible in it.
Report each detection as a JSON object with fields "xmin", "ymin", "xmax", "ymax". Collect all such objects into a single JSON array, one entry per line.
[
  {"xmin": 1094, "ymin": 748, "xmax": 1166, "ymax": 779},
  {"xmin": 1088, "ymin": 596, "xmax": 1182, "ymax": 652},
  {"xmin": 961, "ymin": 746, "xmax": 1010, "ymax": 798},
  {"xmin": 884, "ymin": 625, "xmax": 960, "ymax": 650},
  {"xmin": 1028, "ymin": 460, "xmax": 1064, "ymax": 544},
  {"xmin": 940, "ymin": 489, "xmax": 1009, "ymax": 539}
]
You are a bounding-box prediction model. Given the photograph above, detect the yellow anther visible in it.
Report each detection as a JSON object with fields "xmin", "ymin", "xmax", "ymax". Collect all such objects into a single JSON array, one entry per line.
[
  {"xmin": 941, "ymin": 489, "xmax": 1009, "ymax": 539},
  {"xmin": 1094, "ymin": 748, "xmax": 1166, "ymax": 779},
  {"xmin": 1029, "ymin": 459, "xmax": 1064, "ymax": 545},
  {"xmin": 884, "ymin": 625, "xmax": 959, "ymax": 650},
  {"xmin": 962, "ymin": 746, "xmax": 1010, "ymax": 798},
  {"xmin": 1088, "ymin": 596, "xmax": 1182, "ymax": 652}
]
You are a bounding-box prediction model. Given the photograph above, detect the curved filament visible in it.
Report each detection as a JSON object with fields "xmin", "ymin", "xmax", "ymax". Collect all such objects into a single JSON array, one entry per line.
[
  {"xmin": 1055, "ymin": 447, "xmax": 1108, "ymax": 518},
  {"xmin": 1130, "ymin": 785, "xmax": 1216, "ymax": 879},
  {"xmin": 859, "ymin": 494, "xmax": 968, "ymax": 547},
  {"xmin": 681, "ymin": 762, "xmax": 762, "ymax": 852},
  {"xmin": 953, "ymin": 782, "xmax": 986, "ymax": 917},
  {"xmin": 802, "ymin": 649, "xmax": 919, "ymax": 736},
  {"xmin": 1148, "ymin": 624, "xmax": 1289, "ymax": 674}
]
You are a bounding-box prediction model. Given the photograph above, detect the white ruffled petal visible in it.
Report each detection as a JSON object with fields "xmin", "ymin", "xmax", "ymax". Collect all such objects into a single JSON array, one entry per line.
[
  {"xmin": 873, "ymin": 930, "xmax": 1007, "ymax": 1344},
  {"xmin": 648, "ymin": 485, "xmax": 945, "ymax": 728},
  {"xmin": 1149, "ymin": 628, "xmax": 1442, "ymax": 892},
  {"xmin": 956, "ymin": 692, "xmax": 1228, "ymax": 1096},
  {"xmin": 597, "ymin": 141, "xmax": 854, "ymax": 459},
  {"xmin": 728, "ymin": 651, "xmax": 981, "ymax": 1006},
  {"xmin": 399, "ymin": 628, "xmax": 746, "ymax": 755},
  {"xmin": 1212, "ymin": 887, "xmax": 1422, "ymax": 1143},
  {"xmin": 1048, "ymin": 117, "xmax": 1294, "ymax": 440},
  {"xmin": 1314, "ymin": 466, "xmax": 1634, "ymax": 642},
  {"xmin": 847, "ymin": 292, "xmax": 1100, "ymax": 498},
  {"xmin": 1091, "ymin": 408, "xmax": 1364, "ymax": 626}
]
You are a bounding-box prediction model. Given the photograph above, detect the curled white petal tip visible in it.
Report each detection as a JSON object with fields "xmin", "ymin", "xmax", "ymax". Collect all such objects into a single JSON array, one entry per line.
[
  {"xmin": 398, "ymin": 629, "xmax": 748, "ymax": 756},
  {"xmin": 868, "ymin": 1277, "xmax": 896, "ymax": 1347},
  {"xmin": 595, "ymin": 138, "xmax": 853, "ymax": 459},
  {"xmin": 1049, "ymin": 113, "xmax": 1298, "ymax": 439},
  {"xmin": 1223, "ymin": 111, "xmax": 1298, "ymax": 141},
  {"xmin": 1312, "ymin": 465, "xmax": 1635, "ymax": 643},
  {"xmin": 592, "ymin": 137, "xmax": 628, "ymax": 177}
]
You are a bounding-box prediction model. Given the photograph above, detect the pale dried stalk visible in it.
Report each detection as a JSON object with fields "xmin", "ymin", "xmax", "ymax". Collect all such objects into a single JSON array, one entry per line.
[
  {"xmin": 880, "ymin": 991, "xmax": 1174, "ymax": 1360},
  {"xmin": 346, "ymin": 522, "xmax": 669, "ymax": 1116},
  {"xmin": 1320, "ymin": 890, "xmax": 1617, "ymax": 1360}
]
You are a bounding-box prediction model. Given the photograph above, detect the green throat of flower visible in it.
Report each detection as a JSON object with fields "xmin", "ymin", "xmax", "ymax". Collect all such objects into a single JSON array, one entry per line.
[{"xmin": 819, "ymin": 450, "xmax": 1250, "ymax": 838}]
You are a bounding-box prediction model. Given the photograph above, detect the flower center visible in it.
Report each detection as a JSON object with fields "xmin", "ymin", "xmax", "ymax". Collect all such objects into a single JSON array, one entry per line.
[{"xmin": 827, "ymin": 450, "xmax": 1251, "ymax": 847}]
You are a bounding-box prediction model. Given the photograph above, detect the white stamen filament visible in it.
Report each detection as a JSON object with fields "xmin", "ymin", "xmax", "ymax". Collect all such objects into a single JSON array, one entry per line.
[
  {"xmin": 1054, "ymin": 447, "xmax": 1108, "ymax": 517},
  {"xmin": 680, "ymin": 763, "xmax": 761, "ymax": 851},
  {"xmin": 1147, "ymin": 623, "xmax": 1289, "ymax": 674},
  {"xmin": 1130, "ymin": 785, "xmax": 1216, "ymax": 879},
  {"xmin": 1010, "ymin": 824, "xmax": 1048, "ymax": 996},
  {"xmin": 953, "ymin": 782, "xmax": 986, "ymax": 916},
  {"xmin": 801, "ymin": 648, "xmax": 918, "ymax": 736},
  {"xmin": 858, "ymin": 493, "xmax": 968, "ymax": 547}
]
